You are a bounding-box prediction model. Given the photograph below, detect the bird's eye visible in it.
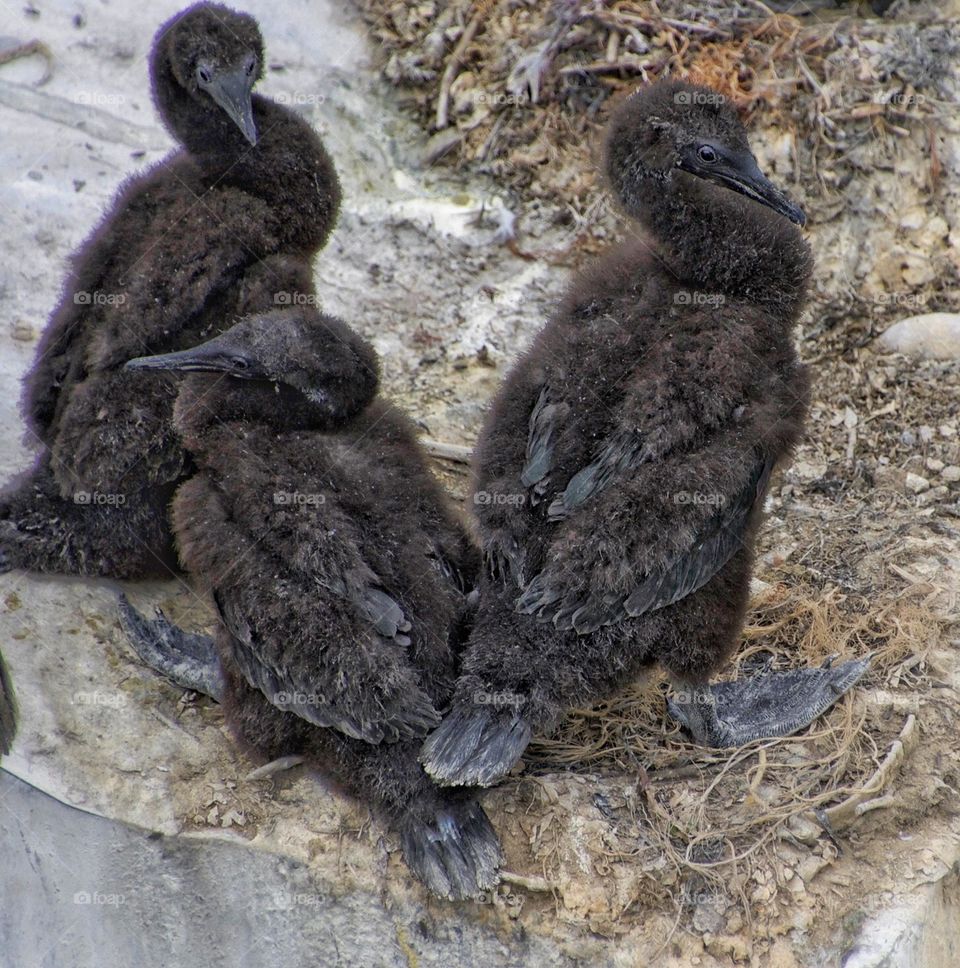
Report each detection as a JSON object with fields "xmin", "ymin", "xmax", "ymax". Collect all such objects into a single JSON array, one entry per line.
[
  {"xmin": 697, "ymin": 145, "xmax": 718, "ymax": 163},
  {"xmin": 245, "ymin": 57, "xmax": 256, "ymax": 76},
  {"xmin": 196, "ymin": 65, "xmax": 212, "ymax": 86},
  {"xmin": 232, "ymin": 356, "xmax": 249, "ymax": 370}
]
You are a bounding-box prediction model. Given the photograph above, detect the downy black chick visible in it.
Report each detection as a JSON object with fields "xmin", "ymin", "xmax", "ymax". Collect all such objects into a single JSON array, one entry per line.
[
  {"xmin": 1, "ymin": 2, "xmax": 339, "ymax": 578},
  {"xmin": 420, "ymin": 79, "xmax": 869, "ymax": 788},
  {"xmin": 122, "ymin": 309, "xmax": 500, "ymax": 900}
]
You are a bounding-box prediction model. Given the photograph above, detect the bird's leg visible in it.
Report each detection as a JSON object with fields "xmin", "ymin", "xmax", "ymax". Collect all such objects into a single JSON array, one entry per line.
[
  {"xmin": 667, "ymin": 655, "xmax": 871, "ymax": 748},
  {"xmin": 117, "ymin": 593, "xmax": 225, "ymax": 702}
]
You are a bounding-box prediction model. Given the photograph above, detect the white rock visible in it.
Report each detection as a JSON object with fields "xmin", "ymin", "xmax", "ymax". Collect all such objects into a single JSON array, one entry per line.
[
  {"xmin": 905, "ymin": 473, "xmax": 930, "ymax": 494},
  {"xmin": 877, "ymin": 313, "xmax": 960, "ymax": 360}
]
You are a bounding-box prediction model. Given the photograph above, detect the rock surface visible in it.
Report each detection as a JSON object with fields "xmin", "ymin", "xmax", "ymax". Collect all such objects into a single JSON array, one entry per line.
[
  {"xmin": 2, "ymin": 2, "xmax": 959, "ymax": 966},
  {"xmin": 877, "ymin": 313, "xmax": 960, "ymax": 360}
]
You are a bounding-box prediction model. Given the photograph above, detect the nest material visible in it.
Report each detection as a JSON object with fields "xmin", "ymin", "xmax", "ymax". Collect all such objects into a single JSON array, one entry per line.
[
  {"xmin": 518, "ymin": 578, "xmax": 944, "ymax": 927},
  {"xmin": 358, "ymin": 0, "xmax": 953, "ymax": 206},
  {"xmin": 355, "ymin": 0, "xmax": 960, "ymax": 931}
]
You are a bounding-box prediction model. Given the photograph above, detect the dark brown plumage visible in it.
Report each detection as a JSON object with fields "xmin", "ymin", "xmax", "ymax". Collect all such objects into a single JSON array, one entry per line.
[
  {"xmin": 0, "ymin": 2, "xmax": 339, "ymax": 578},
  {"xmin": 123, "ymin": 309, "xmax": 500, "ymax": 900},
  {"xmin": 421, "ymin": 78, "xmax": 867, "ymax": 787}
]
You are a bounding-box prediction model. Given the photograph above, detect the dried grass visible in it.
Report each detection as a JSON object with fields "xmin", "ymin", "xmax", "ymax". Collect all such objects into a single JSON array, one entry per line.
[
  {"xmin": 522, "ymin": 579, "xmax": 943, "ymax": 903},
  {"xmin": 356, "ymin": 0, "xmax": 953, "ymax": 213}
]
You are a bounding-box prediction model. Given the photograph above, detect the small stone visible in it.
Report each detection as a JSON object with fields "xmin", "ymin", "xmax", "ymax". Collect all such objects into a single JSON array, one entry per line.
[
  {"xmin": 942, "ymin": 466, "xmax": 960, "ymax": 483},
  {"xmin": 787, "ymin": 458, "xmax": 827, "ymax": 484},
  {"xmin": 12, "ymin": 321, "xmax": 35, "ymax": 341},
  {"xmin": 905, "ymin": 473, "xmax": 930, "ymax": 494},
  {"xmin": 940, "ymin": 424, "xmax": 957, "ymax": 438},
  {"xmin": 786, "ymin": 875, "xmax": 806, "ymax": 896},
  {"xmin": 900, "ymin": 430, "xmax": 916, "ymax": 446},
  {"xmin": 918, "ymin": 486, "xmax": 949, "ymax": 505},
  {"xmin": 926, "ymin": 457, "xmax": 945, "ymax": 472},
  {"xmin": 876, "ymin": 313, "xmax": 960, "ymax": 361},
  {"xmin": 422, "ymin": 128, "xmax": 463, "ymax": 166},
  {"xmin": 918, "ymin": 425, "xmax": 935, "ymax": 443},
  {"xmin": 693, "ymin": 899, "xmax": 726, "ymax": 934}
]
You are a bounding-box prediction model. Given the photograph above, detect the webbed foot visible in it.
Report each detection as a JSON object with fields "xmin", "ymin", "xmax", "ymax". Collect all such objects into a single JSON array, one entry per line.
[
  {"xmin": 668, "ymin": 655, "xmax": 871, "ymax": 747},
  {"xmin": 117, "ymin": 592, "xmax": 225, "ymax": 701},
  {"xmin": 420, "ymin": 702, "xmax": 531, "ymax": 787},
  {"xmin": 401, "ymin": 800, "xmax": 502, "ymax": 900}
]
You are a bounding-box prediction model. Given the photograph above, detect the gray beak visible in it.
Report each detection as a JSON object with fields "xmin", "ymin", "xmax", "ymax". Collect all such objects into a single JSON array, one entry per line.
[
  {"xmin": 205, "ymin": 67, "xmax": 258, "ymax": 146},
  {"xmin": 679, "ymin": 150, "xmax": 806, "ymax": 227},
  {"xmin": 126, "ymin": 342, "xmax": 258, "ymax": 377}
]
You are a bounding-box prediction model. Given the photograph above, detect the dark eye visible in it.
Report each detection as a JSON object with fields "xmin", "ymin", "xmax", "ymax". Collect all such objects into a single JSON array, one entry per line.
[
  {"xmin": 245, "ymin": 57, "xmax": 256, "ymax": 76},
  {"xmin": 697, "ymin": 145, "xmax": 718, "ymax": 163},
  {"xmin": 196, "ymin": 65, "xmax": 212, "ymax": 86},
  {"xmin": 232, "ymin": 356, "xmax": 249, "ymax": 370}
]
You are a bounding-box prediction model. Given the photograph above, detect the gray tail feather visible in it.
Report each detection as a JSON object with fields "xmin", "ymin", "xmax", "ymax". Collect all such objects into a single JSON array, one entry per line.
[
  {"xmin": 0, "ymin": 649, "xmax": 18, "ymax": 757},
  {"xmin": 401, "ymin": 800, "xmax": 502, "ymax": 900}
]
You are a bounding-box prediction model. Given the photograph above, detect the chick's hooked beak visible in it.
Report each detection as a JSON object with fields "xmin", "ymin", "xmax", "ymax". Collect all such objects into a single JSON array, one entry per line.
[
  {"xmin": 126, "ymin": 340, "xmax": 263, "ymax": 378},
  {"xmin": 677, "ymin": 144, "xmax": 806, "ymax": 227},
  {"xmin": 198, "ymin": 63, "xmax": 258, "ymax": 146}
]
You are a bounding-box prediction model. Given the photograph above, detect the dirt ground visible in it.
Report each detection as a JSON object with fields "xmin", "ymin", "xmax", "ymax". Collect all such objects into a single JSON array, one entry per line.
[{"xmin": 1, "ymin": 0, "xmax": 959, "ymax": 964}]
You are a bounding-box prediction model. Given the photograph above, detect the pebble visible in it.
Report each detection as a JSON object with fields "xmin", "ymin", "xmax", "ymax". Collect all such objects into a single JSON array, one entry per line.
[
  {"xmin": 421, "ymin": 128, "xmax": 463, "ymax": 166},
  {"xmin": 941, "ymin": 466, "xmax": 960, "ymax": 483},
  {"xmin": 918, "ymin": 485, "xmax": 948, "ymax": 504},
  {"xmin": 905, "ymin": 473, "xmax": 930, "ymax": 494},
  {"xmin": 876, "ymin": 312, "xmax": 960, "ymax": 361}
]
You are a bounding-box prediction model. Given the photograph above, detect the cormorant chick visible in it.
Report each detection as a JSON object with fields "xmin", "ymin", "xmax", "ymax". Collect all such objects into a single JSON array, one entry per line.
[
  {"xmin": 1, "ymin": 2, "xmax": 340, "ymax": 578},
  {"xmin": 421, "ymin": 79, "xmax": 869, "ymax": 787},
  {"xmin": 122, "ymin": 310, "xmax": 500, "ymax": 900}
]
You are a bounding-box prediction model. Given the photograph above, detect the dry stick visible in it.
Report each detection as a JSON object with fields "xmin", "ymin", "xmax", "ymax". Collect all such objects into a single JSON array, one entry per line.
[
  {"xmin": 421, "ymin": 438, "xmax": 473, "ymax": 464},
  {"xmin": 436, "ymin": 0, "xmax": 494, "ymax": 130},
  {"xmin": 500, "ymin": 870, "xmax": 553, "ymax": 892},
  {"xmin": 811, "ymin": 713, "xmax": 917, "ymax": 829}
]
